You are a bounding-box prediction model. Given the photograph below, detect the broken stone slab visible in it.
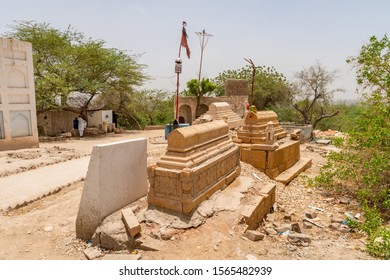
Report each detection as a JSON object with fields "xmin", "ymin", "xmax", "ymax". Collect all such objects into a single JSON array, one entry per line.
[
  {"xmin": 143, "ymin": 206, "xmax": 204, "ymax": 229},
  {"xmin": 91, "ymin": 211, "xmax": 135, "ymax": 251},
  {"xmin": 241, "ymin": 183, "xmax": 276, "ymax": 230},
  {"xmin": 83, "ymin": 247, "xmax": 103, "ymax": 260},
  {"xmin": 287, "ymin": 233, "xmax": 312, "ymax": 243},
  {"xmin": 243, "ymin": 230, "xmax": 265, "ymax": 241},
  {"xmin": 121, "ymin": 208, "xmax": 141, "ymax": 238},
  {"xmin": 102, "ymin": 253, "xmax": 141, "ymax": 260}
]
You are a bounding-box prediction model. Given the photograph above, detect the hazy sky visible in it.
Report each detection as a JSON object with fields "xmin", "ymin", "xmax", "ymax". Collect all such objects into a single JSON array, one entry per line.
[{"xmin": 1, "ymin": 0, "xmax": 389, "ymax": 100}]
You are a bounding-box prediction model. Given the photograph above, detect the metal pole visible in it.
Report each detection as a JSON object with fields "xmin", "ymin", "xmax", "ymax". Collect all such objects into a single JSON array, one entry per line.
[
  {"xmin": 195, "ymin": 29, "xmax": 213, "ymax": 84},
  {"xmin": 198, "ymin": 30, "xmax": 205, "ymax": 83},
  {"xmin": 175, "ymin": 72, "xmax": 179, "ymax": 120}
]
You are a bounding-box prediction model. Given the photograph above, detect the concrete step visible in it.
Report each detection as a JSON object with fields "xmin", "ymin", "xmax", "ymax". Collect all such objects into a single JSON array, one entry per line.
[{"xmin": 275, "ymin": 157, "xmax": 312, "ymax": 185}]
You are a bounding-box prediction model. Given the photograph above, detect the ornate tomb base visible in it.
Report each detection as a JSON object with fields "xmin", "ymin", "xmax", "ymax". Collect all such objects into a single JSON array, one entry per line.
[
  {"xmin": 234, "ymin": 111, "xmax": 309, "ymax": 180},
  {"xmin": 148, "ymin": 120, "xmax": 241, "ymax": 214}
]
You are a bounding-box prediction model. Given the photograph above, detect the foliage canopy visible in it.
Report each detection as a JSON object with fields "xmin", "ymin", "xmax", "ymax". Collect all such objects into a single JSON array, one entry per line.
[{"xmin": 5, "ymin": 21, "xmax": 146, "ymax": 119}]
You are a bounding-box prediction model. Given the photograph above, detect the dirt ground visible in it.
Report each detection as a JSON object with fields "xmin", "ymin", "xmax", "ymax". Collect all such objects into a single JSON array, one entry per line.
[{"xmin": 0, "ymin": 130, "xmax": 375, "ymax": 260}]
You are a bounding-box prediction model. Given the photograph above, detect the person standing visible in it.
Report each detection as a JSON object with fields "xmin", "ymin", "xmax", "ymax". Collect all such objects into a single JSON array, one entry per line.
[{"xmin": 77, "ymin": 115, "xmax": 87, "ymax": 137}]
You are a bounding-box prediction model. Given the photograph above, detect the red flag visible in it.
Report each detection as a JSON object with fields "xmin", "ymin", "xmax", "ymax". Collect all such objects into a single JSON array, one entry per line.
[{"xmin": 181, "ymin": 25, "xmax": 190, "ymax": 59}]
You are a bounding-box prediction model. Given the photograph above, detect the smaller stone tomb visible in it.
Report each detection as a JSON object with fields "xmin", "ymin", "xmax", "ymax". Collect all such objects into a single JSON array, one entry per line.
[
  {"xmin": 193, "ymin": 102, "xmax": 243, "ymax": 129},
  {"xmin": 235, "ymin": 111, "xmax": 304, "ymax": 180},
  {"xmin": 237, "ymin": 111, "xmax": 287, "ymax": 144},
  {"xmin": 148, "ymin": 120, "xmax": 241, "ymax": 214},
  {"xmin": 76, "ymin": 138, "xmax": 148, "ymax": 240}
]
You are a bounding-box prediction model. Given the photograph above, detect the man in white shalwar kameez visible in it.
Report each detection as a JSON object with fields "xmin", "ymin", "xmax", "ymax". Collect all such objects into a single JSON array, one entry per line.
[{"xmin": 78, "ymin": 115, "xmax": 87, "ymax": 137}]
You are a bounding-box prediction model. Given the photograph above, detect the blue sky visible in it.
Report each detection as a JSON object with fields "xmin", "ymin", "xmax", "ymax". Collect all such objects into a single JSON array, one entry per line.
[{"xmin": 1, "ymin": 0, "xmax": 389, "ymax": 100}]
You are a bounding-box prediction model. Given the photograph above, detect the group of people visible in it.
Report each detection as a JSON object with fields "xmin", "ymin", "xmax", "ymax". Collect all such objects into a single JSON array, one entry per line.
[{"xmin": 73, "ymin": 115, "xmax": 87, "ymax": 137}]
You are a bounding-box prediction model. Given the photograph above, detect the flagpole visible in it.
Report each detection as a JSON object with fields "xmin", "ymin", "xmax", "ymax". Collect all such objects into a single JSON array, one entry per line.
[
  {"xmin": 175, "ymin": 23, "xmax": 184, "ymax": 121},
  {"xmin": 175, "ymin": 21, "xmax": 190, "ymax": 122}
]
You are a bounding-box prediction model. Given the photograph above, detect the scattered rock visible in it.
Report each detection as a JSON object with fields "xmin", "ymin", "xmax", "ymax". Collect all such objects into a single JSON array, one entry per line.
[
  {"xmin": 329, "ymin": 223, "xmax": 340, "ymax": 230},
  {"xmin": 283, "ymin": 214, "xmax": 293, "ymax": 221},
  {"xmin": 44, "ymin": 225, "xmax": 53, "ymax": 232},
  {"xmin": 265, "ymin": 228, "xmax": 278, "ymax": 235},
  {"xmin": 83, "ymin": 247, "xmax": 103, "ymax": 260},
  {"xmin": 305, "ymin": 212, "xmax": 317, "ymax": 219},
  {"xmin": 354, "ymin": 213, "xmax": 361, "ymax": 219},
  {"xmin": 303, "ymin": 222, "xmax": 313, "ymax": 229},
  {"xmin": 246, "ymin": 254, "xmax": 258, "ymax": 260},
  {"xmin": 243, "ymin": 230, "xmax": 265, "ymax": 241},
  {"xmin": 159, "ymin": 228, "xmax": 177, "ymax": 241},
  {"xmin": 291, "ymin": 222, "xmax": 302, "ymax": 233},
  {"xmin": 288, "ymin": 233, "xmax": 312, "ymax": 243},
  {"xmin": 276, "ymin": 224, "xmax": 292, "ymax": 233},
  {"xmin": 266, "ymin": 213, "xmax": 275, "ymax": 222},
  {"xmin": 340, "ymin": 198, "xmax": 350, "ymax": 204},
  {"xmin": 331, "ymin": 218, "xmax": 344, "ymax": 224},
  {"xmin": 324, "ymin": 198, "xmax": 335, "ymax": 203},
  {"xmin": 287, "ymin": 245, "xmax": 297, "ymax": 251}
]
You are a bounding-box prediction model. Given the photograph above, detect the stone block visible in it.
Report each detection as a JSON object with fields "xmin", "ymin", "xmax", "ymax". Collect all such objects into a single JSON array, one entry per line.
[
  {"xmin": 121, "ymin": 208, "xmax": 141, "ymax": 238},
  {"xmin": 76, "ymin": 139, "xmax": 148, "ymax": 240},
  {"xmin": 243, "ymin": 230, "xmax": 265, "ymax": 241},
  {"xmin": 241, "ymin": 148, "xmax": 266, "ymax": 169}
]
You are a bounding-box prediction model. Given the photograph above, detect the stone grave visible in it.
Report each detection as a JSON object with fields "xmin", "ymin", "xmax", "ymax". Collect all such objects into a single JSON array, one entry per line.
[
  {"xmin": 147, "ymin": 120, "xmax": 241, "ymax": 214},
  {"xmin": 234, "ymin": 110, "xmax": 311, "ymax": 183},
  {"xmin": 192, "ymin": 102, "xmax": 243, "ymax": 129}
]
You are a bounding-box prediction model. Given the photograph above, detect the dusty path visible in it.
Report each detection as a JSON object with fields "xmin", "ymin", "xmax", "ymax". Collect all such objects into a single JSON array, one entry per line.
[{"xmin": 0, "ymin": 130, "xmax": 375, "ymax": 260}]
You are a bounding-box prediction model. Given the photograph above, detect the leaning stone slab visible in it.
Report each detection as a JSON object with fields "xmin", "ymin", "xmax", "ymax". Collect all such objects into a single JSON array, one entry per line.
[{"xmin": 76, "ymin": 139, "xmax": 148, "ymax": 240}]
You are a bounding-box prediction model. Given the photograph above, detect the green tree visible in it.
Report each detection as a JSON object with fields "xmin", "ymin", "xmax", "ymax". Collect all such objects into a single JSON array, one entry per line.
[
  {"xmin": 290, "ymin": 62, "xmax": 343, "ymax": 134},
  {"xmin": 183, "ymin": 78, "xmax": 216, "ymax": 116},
  {"xmin": 212, "ymin": 65, "xmax": 291, "ymax": 109},
  {"xmin": 315, "ymin": 35, "xmax": 390, "ymax": 259},
  {"xmin": 5, "ymin": 21, "xmax": 146, "ymax": 120},
  {"xmin": 346, "ymin": 34, "xmax": 390, "ymax": 97},
  {"xmin": 126, "ymin": 90, "xmax": 174, "ymax": 128}
]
